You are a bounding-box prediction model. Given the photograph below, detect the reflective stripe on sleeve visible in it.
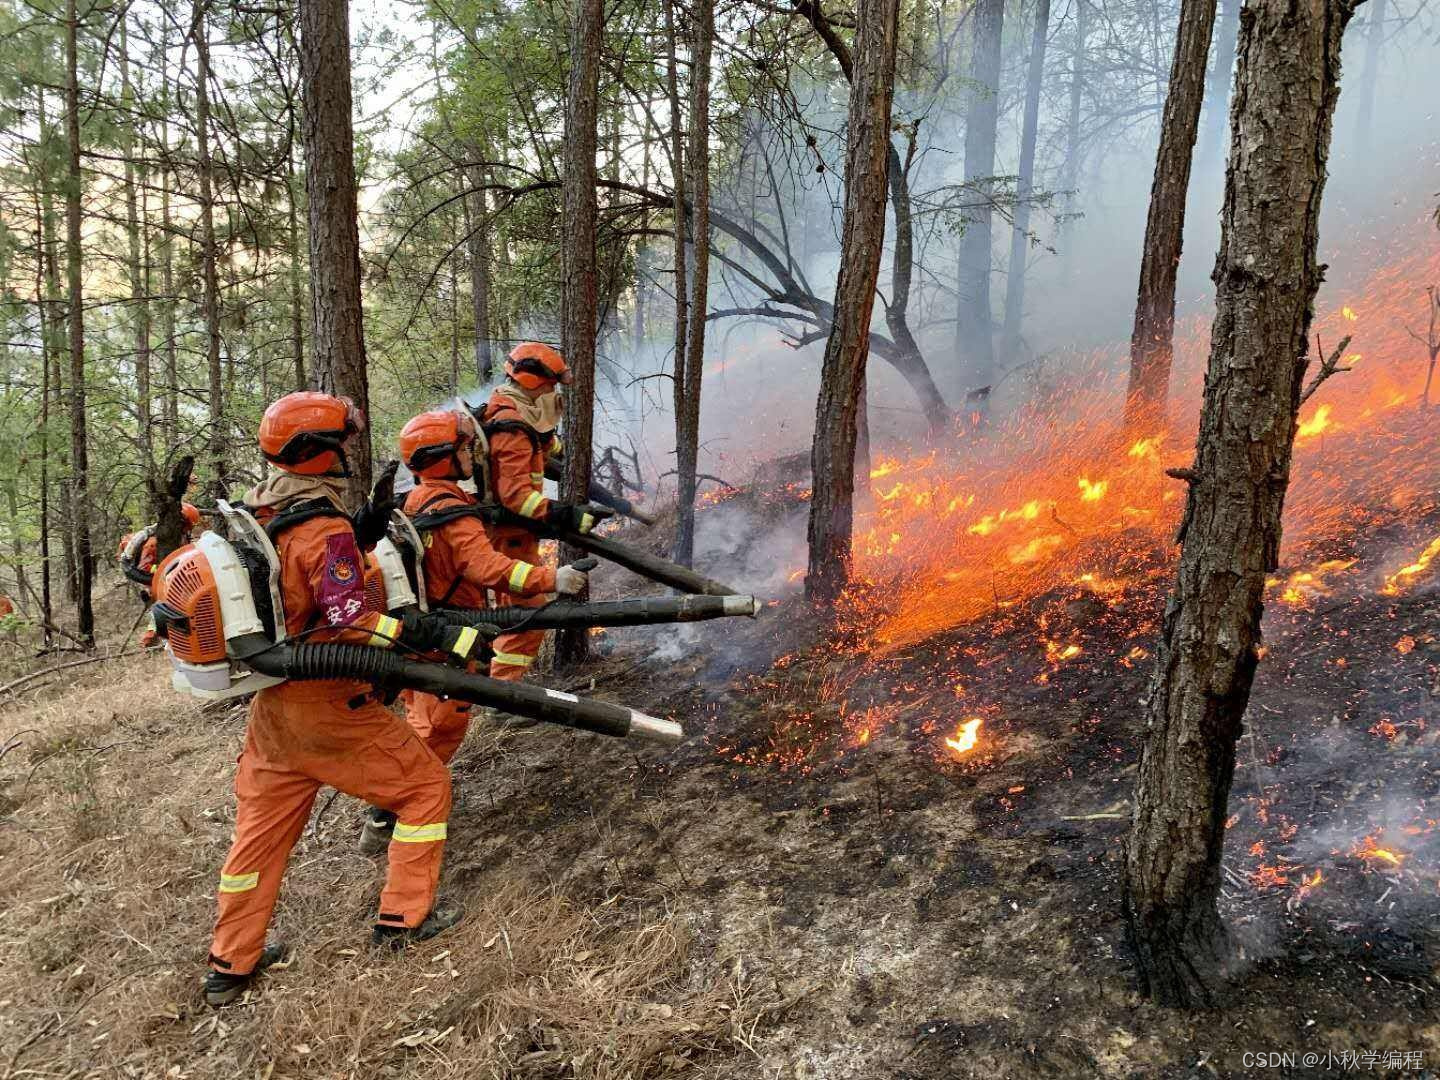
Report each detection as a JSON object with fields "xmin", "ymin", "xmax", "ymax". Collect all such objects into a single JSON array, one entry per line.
[
  {"xmin": 492, "ymin": 650, "xmax": 535, "ymax": 668},
  {"xmin": 370, "ymin": 614, "xmax": 401, "ymax": 647},
  {"xmin": 518, "ymin": 491, "xmax": 546, "ymax": 518},
  {"xmin": 392, "ymin": 821, "xmax": 448, "ymax": 843},
  {"xmin": 219, "ymin": 871, "xmax": 259, "ymax": 894},
  {"xmin": 449, "ymin": 626, "xmax": 479, "ymax": 660},
  {"xmin": 508, "ymin": 562, "xmax": 534, "ymax": 592},
  {"xmin": 530, "ymin": 472, "xmax": 545, "ymax": 484}
]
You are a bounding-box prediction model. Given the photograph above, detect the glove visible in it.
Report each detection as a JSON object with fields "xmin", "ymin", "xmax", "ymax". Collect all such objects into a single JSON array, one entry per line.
[
  {"xmin": 400, "ymin": 609, "xmax": 486, "ymax": 665},
  {"xmin": 554, "ymin": 564, "xmax": 588, "ymax": 596},
  {"xmin": 545, "ymin": 502, "xmax": 613, "ymax": 535},
  {"xmin": 352, "ymin": 459, "xmax": 400, "ymax": 551}
]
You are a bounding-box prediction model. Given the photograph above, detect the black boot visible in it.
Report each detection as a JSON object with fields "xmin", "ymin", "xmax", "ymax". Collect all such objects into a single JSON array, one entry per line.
[
  {"xmin": 370, "ymin": 901, "xmax": 464, "ymax": 952},
  {"xmin": 203, "ymin": 943, "xmax": 290, "ymax": 1007},
  {"xmin": 358, "ymin": 807, "xmax": 397, "ymax": 855}
]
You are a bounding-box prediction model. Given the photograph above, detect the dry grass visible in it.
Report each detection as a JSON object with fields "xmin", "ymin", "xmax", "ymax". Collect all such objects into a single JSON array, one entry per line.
[{"xmin": 0, "ymin": 652, "xmax": 761, "ymax": 1079}]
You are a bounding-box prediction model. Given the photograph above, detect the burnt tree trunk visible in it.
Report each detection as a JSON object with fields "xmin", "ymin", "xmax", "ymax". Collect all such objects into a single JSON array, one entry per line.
[
  {"xmin": 1198, "ymin": 0, "xmax": 1241, "ymax": 168},
  {"xmin": 1124, "ymin": 0, "xmax": 1362, "ymax": 1006},
  {"xmin": 1002, "ymin": 0, "xmax": 1051, "ymax": 365},
  {"xmin": 299, "ymin": 0, "xmax": 371, "ymax": 502},
  {"xmin": 673, "ymin": 0, "xmax": 712, "ymax": 569},
  {"xmin": 555, "ymin": 0, "xmax": 602, "ymax": 668},
  {"xmin": 806, "ymin": 0, "xmax": 899, "ymax": 605},
  {"xmin": 1124, "ymin": 0, "xmax": 1218, "ymax": 428},
  {"xmin": 64, "ymin": 0, "xmax": 93, "ymax": 645},
  {"xmin": 955, "ymin": 0, "xmax": 1004, "ymax": 393}
]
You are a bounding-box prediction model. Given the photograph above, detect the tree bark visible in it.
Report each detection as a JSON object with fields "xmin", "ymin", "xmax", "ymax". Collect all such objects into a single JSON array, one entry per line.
[
  {"xmin": 806, "ymin": 0, "xmax": 900, "ymax": 605},
  {"xmin": 1198, "ymin": 0, "xmax": 1241, "ymax": 168},
  {"xmin": 465, "ymin": 163, "xmax": 493, "ymax": 382},
  {"xmin": 192, "ymin": 0, "xmax": 226, "ymax": 501},
  {"xmin": 955, "ymin": 0, "xmax": 1004, "ymax": 392},
  {"xmin": 159, "ymin": 45, "xmax": 180, "ymax": 440},
  {"xmin": 64, "ymin": 0, "xmax": 93, "ymax": 645},
  {"xmin": 1124, "ymin": 0, "xmax": 1218, "ymax": 428},
  {"xmin": 1059, "ymin": 0, "xmax": 1087, "ymax": 273},
  {"xmin": 1124, "ymin": 0, "xmax": 1363, "ymax": 1006},
  {"xmin": 287, "ymin": 130, "xmax": 307, "ymax": 390},
  {"xmin": 555, "ymin": 0, "xmax": 602, "ymax": 667},
  {"xmin": 673, "ymin": 0, "xmax": 713, "ymax": 569},
  {"xmin": 1002, "ymin": 0, "xmax": 1051, "ymax": 365},
  {"xmin": 663, "ymin": 0, "xmax": 688, "ymax": 451},
  {"xmin": 299, "ymin": 0, "xmax": 371, "ymax": 503},
  {"xmin": 33, "ymin": 167, "xmax": 53, "ymax": 645},
  {"xmin": 38, "ymin": 89, "xmax": 74, "ymax": 610},
  {"xmin": 121, "ymin": 17, "xmax": 154, "ymax": 499}
]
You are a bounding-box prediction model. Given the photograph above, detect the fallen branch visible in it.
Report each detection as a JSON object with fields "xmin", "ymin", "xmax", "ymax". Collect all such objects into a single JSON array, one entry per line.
[{"xmin": 0, "ymin": 651, "xmax": 139, "ymax": 700}]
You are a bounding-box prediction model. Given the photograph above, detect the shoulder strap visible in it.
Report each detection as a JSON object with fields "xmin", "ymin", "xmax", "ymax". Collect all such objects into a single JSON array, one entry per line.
[
  {"xmin": 409, "ymin": 491, "xmax": 499, "ymax": 533},
  {"xmin": 481, "ymin": 415, "xmax": 543, "ymax": 454},
  {"xmin": 261, "ymin": 497, "xmax": 350, "ymax": 541}
]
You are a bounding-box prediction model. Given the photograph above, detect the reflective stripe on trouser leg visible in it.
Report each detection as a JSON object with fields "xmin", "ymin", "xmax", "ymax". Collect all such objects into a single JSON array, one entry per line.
[
  {"xmin": 209, "ymin": 726, "xmax": 322, "ymax": 975},
  {"xmin": 402, "ymin": 689, "xmax": 473, "ymax": 766},
  {"xmin": 488, "ymin": 627, "xmax": 545, "ymax": 682}
]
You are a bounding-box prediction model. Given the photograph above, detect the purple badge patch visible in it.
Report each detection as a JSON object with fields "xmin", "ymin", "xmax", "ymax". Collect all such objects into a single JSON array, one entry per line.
[{"xmin": 319, "ymin": 532, "xmax": 366, "ymax": 626}]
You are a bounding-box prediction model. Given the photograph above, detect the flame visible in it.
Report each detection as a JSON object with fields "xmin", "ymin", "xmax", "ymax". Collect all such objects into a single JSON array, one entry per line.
[
  {"xmin": 1044, "ymin": 641, "xmax": 1082, "ymax": 662},
  {"xmin": 1128, "ymin": 436, "xmax": 1161, "ymax": 459},
  {"xmin": 1342, "ymin": 306, "xmax": 1358, "ymax": 321},
  {"xmin": 1354, "ymin": 835, "xmax": 1406, "ymax": 867},
  {"xmin": 1295, "ymin": 403, "xmax": 1333, "ymax": 440},
  {"xmin": 1077, "ymin": 477, "xmax": 1109, "ymax": 502},
  {"xmin": 944, "ymin": 718, "xmax": 983, "ymax": 757},
  {"xmin": 1381, "ymin": 534, "xmax": 1440, "ymax": 595},
  {"xmin": 1395, "ymin": 635, "xmax": 1416, "ymax": 654},
  {"xmin": 870, "ymin": 458, "xmax": 900, "ymax": 480}
]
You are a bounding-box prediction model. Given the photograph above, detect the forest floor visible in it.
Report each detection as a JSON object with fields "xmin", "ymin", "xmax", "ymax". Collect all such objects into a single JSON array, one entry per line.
[{"xmin": 2, "ymin": 497, "xmax": 1439, "ymax": 1080}]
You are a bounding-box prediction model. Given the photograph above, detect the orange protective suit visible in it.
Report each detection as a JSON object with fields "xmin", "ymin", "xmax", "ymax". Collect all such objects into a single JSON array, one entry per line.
[
  {"xmin": 400, "ymin": 479, "xmax": 555, "ymax": 761},
  {"xmin": 208, "ymin": 506, "xmax": 451, "ymax": 978},
  {"xmin": 479, "ymin": 388, "xmax": 560, "ymax": 681}
]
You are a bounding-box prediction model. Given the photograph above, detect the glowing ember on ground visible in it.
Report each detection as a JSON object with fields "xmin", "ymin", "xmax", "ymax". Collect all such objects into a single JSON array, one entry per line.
[
  {"xmin": 1381, "ymin": 534, "xmax": 1440, "ymax": 595},
  {"xmin": 944, "ymin": 718, "xmax": 983, "ymax": 757},
  {"xmin": 1044, "ymin": 641, "xmax": 1083, "ymax": 663},
  {"xmin": 1251, "ymin": 864, "xmax": 1292, "ymax": 889},
  {"xmin": 1395, "ymin": 635, "xmax": 1416, "ymax": 654}
]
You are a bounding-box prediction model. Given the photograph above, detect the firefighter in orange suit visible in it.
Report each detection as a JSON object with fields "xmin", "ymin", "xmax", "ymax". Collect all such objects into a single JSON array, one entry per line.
[
  {"xmin": 354, "ymin": 409, "xmax": 589, "ymax": 854},
  {"xmin": 476, "ymin": 342, "xmax": 603, "ymax": 681},
  {"xmin": 204, "ymin": 392, "xmax": 483, "ymax": 1007}
]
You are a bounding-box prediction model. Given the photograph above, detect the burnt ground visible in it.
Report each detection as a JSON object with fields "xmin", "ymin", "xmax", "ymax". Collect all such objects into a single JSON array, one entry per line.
[
  {"xmin": 423, "ymin": 498, "xmax": 1440, "ymax": 1079},
  {"xmin": 3, "ymin": 497, "xmax": 1438, "ymax": 1078}
]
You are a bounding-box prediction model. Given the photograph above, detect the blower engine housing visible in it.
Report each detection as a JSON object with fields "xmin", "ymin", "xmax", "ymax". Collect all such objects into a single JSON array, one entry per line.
[{"xmin": 151, "ymin": 503, "xmax": 287, "ymax": 701}]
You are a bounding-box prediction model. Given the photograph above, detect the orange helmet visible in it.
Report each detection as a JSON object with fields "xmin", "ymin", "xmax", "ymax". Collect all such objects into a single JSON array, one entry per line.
[
  {"xmin": 258, "ymin": 391, "xmax": 365, "ymax": 476},
  {"xmin": 181, "ymin": 502, "xmax": 202, "ymax": 529},
  {"xmin": 399, "ymin": 409, "xmax": 476, "ymax": 479},
  {"xmin": 505, "ymin": 342, "xmax": 571, "ymax": 391}
]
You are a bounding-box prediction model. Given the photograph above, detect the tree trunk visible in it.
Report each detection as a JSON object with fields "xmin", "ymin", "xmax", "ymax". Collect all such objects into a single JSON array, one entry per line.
[
  {"xmin": 1059, "ymin": 0, "xmax": 1087, "ymax": 272},
  {"xmin": 287, "ymin": 137, "xmax": 307, "ymax": 390},
  {"xmin": 159, "ymin": 47, "xmax": 180, "ymax": 440},
  {"xmin": 39, "ymin": 89, "xmax": 74, "ymax": 610},
  {"xmin": 806, "ymin": 0, "xmax": 900, "ymax": 605},
  {"xmin": 673, "ymin": 0, "xmax": 713, "ymax": 569},
  {"xmin": 663, "ymin": 0, "xmax": 688, "ymax": 458},
  {"xmin": 1352, "ymin": 0, "xmax": 1385, "ymax": 153},
  {"xmin": 1124, "ymin": 0, "xmax": 1218, "ymax": 428},
  {"xmin": 1198, "ymin": 0, "xmax": 1240, "ymax": 168},
  {"xmin": 1124, "ymin": 0, "xmax": 1362, "ymax": 1006},
  {"xmin": 193, "ymin": 0, "xmax": 226, "ymax": 501},
  {"xmin": 121, "ymin": 18, "xmax": 154, "ymax": 498},
  {"xmin": 299, "ymin": 0, "xmax": 371, "ymax": 503},
  {"xmin": 555, "ymin": 0, "xmax": 602, "ymax": 668},
  {"xmin": 1001, "ymin": 0, "xmax": 1051, "ymax": 365},
  {"xmin": 466, "ymin": 163, "xmax": 493, "ymax": 382},
  {"xmin": 33, "ymin": 177, "xmax": 53, "ymax": 644},
  {"xmin": 886, "ymin": 137, "xmax": 950, "ymax": 433},
  {"xmin": 64, "ymin": 0, "xmax": 93, "ymax": 645},
  {"xmin": 955, "ymin": 0, "xmax": 1004, "ymax": 393}
]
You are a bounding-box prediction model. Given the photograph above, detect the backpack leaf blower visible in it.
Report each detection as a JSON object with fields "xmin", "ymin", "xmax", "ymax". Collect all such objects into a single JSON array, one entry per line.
[{"xmin": 150, "ymin": 501, "xmax": 682, "ymax": 743}]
